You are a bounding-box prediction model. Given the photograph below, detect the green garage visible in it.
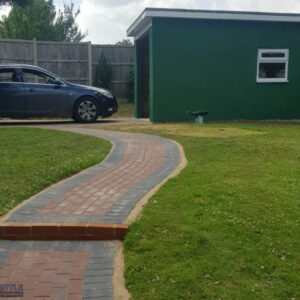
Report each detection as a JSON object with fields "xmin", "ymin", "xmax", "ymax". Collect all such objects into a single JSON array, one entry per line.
[{"xmin": 127, "ymin": 8, "xmax": 300, "ymax": 122}]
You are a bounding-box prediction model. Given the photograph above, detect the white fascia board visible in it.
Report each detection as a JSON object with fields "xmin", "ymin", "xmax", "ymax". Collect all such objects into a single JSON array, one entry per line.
[
  {"xmin": 127, "ymin": 9, "xmax": 300, "ymax": 37},
  {"xmin": 127, "ymin": 12, "xmax": 148, "ymax": 37},
  {"xmin": 134, "ymin": 20, "xmax": 152, "ymax": 40}
]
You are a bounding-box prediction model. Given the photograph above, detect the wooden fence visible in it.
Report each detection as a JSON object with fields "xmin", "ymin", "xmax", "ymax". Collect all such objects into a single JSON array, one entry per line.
[{"xmin": 0, "ymin": 38, "xmax": 134, "ymax": 98}]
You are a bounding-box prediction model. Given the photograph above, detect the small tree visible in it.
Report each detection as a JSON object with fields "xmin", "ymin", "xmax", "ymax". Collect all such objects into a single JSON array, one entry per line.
[
  {"xmin": 127, "ymin": 68, "xmax": 134, "ymax": 102},
  {"xmin": 93, "ymin": 53, "xmax": 112, "ymax": 89}
]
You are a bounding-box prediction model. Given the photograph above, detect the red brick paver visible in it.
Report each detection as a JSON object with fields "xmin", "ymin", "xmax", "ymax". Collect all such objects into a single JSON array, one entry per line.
[{"xmin": 0, "ymin": 250, "xmax": 90, "ymax": 299}]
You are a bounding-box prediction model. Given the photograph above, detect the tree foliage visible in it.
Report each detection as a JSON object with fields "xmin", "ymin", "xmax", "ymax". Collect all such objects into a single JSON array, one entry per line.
[
  {"xmin": 54, "ymin": 3, "xmax": 86, "ymax": 42},
  {"xmin": 0, "ymin": 0, "xmax": 29, "ymax": 6},
  {"xmin": 93, "ymin": 53, "xmax": 112, "ymax": 89},
  {"xmin": 115, "ymin": 39, "xmax": 133, "ymax": 46},
  {"xmin": 0, "ymin": 0, "xmax": 56, "ymax": 40},
  {"xmin": 0, "ymin": 0, "xmax": 87, "ymax": 41}
]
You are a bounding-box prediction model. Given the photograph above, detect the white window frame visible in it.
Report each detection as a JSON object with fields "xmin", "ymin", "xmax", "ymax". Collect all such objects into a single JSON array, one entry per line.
[{"xmin": 256, "ymin": 49, "xmax": 289, "ymax": 83}]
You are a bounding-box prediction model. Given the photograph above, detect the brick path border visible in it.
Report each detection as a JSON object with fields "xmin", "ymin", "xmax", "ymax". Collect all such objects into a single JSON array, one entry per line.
[{"xmin": 0, "ymin": 223, "xmax": 128, "ymax": 241}]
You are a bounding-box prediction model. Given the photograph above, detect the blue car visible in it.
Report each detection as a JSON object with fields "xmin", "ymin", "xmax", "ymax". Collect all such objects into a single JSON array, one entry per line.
[{"xmin": 0, "ymin": 64, "xmax": 118, "ymax": 123}]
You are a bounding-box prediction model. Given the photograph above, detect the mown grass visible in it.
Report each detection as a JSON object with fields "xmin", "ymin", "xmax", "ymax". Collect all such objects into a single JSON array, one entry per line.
[
  {"xmin": 113, "ymin": 102, "xmax": 134, "ymax": 118},
  {"xmin": 96, "ymin": 122, "xmax": 300, "ymax": 300},
  {"xmin": 0, "ymin": 127, "xmax": 110, "ymax": 216}
]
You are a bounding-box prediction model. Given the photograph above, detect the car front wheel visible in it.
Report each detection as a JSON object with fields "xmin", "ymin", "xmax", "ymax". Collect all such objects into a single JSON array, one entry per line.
[{"xmin": 73, "ymin": 97, "xmax": 99, "ymax": 123}]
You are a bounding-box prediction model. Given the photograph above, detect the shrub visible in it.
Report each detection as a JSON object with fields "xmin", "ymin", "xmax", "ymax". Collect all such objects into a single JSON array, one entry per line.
[
  {"xmin": 93, "ymin": 52, "xmax": 112, "ymax": 89},
  {"xmin": 127, "ymin": 68, "xmax": 134, "ymax": 103}
]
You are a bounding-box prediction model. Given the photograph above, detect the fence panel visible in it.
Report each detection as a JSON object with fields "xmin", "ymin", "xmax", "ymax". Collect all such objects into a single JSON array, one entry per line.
[
  {"xmin": 0, "ymin": 39, "xmax": 34, "ymax": 65},
  {"xmin": 0, "ymin": 39, "xmax": 134, "ymax": 98},
  {"xmin": 92, "ymin": 45, "xmax": 134, "ymax": 98},
  {"xmin": 37, "ymin": 41, "xmax": 90, "ymax": 85}
]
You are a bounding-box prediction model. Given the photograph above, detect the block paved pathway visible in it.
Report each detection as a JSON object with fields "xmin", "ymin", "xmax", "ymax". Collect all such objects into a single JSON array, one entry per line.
[{"xmin": 0, "ymin": 125, "xmax": 180, "ymax": 299}]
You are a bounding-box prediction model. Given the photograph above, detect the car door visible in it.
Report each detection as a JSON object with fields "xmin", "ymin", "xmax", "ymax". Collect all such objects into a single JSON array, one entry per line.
[
  {"xmin": 0, "ymin": 68, "xmax": 26, "ymax": 117},
  {"xmin": 22, "ymin": 68, "xmax": 70, "ymax": 116}
]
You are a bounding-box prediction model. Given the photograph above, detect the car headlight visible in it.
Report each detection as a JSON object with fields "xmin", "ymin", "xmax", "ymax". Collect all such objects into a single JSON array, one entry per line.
[{"xmin": 97, "ymin": 88, "xmax": 114, "ymax": 99}]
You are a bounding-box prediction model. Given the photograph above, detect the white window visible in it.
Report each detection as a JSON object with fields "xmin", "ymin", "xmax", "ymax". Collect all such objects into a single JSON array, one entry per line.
[{"xmin": 257, "ymin": 49, "xmax": 289, "ymax": 83}]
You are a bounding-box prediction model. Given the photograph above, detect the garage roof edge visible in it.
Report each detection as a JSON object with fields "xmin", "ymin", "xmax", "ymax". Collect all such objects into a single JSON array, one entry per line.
[{"xmin": 127, "ymin": 7, "xmax": 300, "ymax": 37}]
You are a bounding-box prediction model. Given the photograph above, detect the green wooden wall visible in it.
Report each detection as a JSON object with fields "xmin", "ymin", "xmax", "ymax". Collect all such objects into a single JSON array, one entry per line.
[{"xmin": 135, "ymin": 17, "xmax": 300, "ymax": 122}]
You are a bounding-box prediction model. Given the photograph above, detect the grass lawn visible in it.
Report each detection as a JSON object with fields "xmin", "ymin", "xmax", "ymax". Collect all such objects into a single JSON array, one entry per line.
[
  {"xmin": 113, "ymin": 102, "xmax": 134, "ymax": 118},
  {"xmin": 0, "ymin": 127, "xmax": 110, "ymax": 216},
  {"xmin": 93, "ymin": 122, "xmax": 300, "ymax": 299}
]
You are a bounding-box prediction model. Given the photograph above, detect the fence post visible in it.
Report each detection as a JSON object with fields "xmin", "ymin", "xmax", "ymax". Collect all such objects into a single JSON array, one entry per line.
[
  {"xmin": 88, "ymin": 42, "xmax": 92, "ymax": 86},
  {"xmin": 33, "ymin": 38, "xmax": 37, "ymax": 66},
  {"xmin": 33, "ymin": 38, "xmax": 38, "ymax": 83}
]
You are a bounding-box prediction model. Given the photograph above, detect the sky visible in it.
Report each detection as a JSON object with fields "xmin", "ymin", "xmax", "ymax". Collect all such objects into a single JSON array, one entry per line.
[{"xmin": 2, "ymin": 0, "xmax": 300, "ymax": 44}]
